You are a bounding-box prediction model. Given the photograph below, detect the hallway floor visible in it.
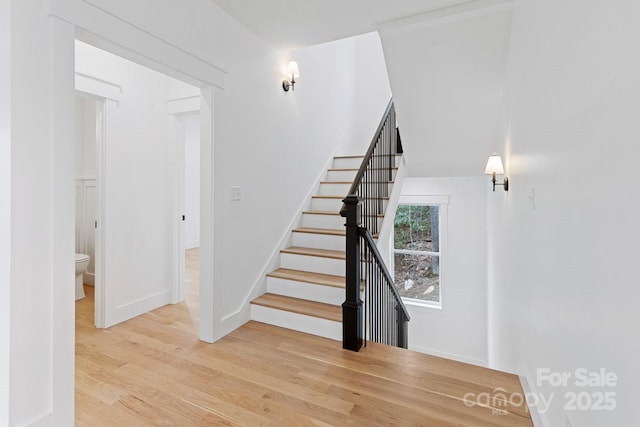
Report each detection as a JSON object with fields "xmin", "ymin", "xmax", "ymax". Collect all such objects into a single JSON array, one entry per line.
[{"xmin": 75, "ymin": 249, "xmax": 532, "ymax": 426}]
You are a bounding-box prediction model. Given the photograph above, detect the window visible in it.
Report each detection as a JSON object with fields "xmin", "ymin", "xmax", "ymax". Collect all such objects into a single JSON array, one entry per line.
[{"xmin": 393, "ymin": 197, "xmax": 446, "ymax": 306}]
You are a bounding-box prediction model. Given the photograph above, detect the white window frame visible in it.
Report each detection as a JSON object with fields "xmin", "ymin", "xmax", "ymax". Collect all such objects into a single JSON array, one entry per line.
[{"xmin": 392, "ymin": 195, "xmax": 449, "ymax": 309}]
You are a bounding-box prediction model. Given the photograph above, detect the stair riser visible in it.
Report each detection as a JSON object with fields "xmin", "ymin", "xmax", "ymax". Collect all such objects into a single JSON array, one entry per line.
[
  {"xmin": 250, "ymin": 305, "xmax": 341, "ymax": 341},
  {"xmin": 333, "ymin": 156, "xmax": 401, "ymax": 169},
  {"xmin": 280, "ymin": 253, "xmax": 345, "ymax": 276},
  {"xmin": 332, "ymin": 157, "xmax": 364, "ymax": 169},
  {"xmin": 292, "ymin": 232, "xmax": 345, "ymax": 251},
  {"xmin": 310, "ymin": 198, "xmax": 343, "ymax": 212},
  {"xmin": 326, "ymin": 170, "xmax": 358, "ymax": 182},
  {"xmin": 309, "ymin": 198, "xmax": 390, "ymax": 215},
  {"xmin": 301, "ymin": 214, "xmax": 344, "ymax": 229},
  {"xmin": 350, "ymin": 182, "xmax": 395, "ymax": 197},
  {"xmin": 301, "ymin": 214, "xmax": 383, "ymax": 231},
  {"xmin": 267, "ymin": 277, "xmax": 344, "ymax": 306},
  {"xmin": 318, "ymin": 183, "xmax": 393, "ymax": 197},
  {"xmin": 317, "ymin": 183, "xmax": 351, "ymax": 196},
  {"xmin": 326, "ymin": 169, "xmax": 397, "ymax": 183}
]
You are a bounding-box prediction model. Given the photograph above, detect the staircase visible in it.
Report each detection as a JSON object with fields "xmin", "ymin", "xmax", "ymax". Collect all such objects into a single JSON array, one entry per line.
[{"xmin": 250, "ymin": 154, "xmax": 400, "ymax": 340}]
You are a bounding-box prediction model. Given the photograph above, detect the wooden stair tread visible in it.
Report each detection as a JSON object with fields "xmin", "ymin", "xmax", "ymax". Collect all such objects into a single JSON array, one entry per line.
[
  {"xmin": 268, "ymin": 268, "xmax": 364, "ymax": 290},
  {"xmin": 334, "ymin": 155, "xmax": 364, "ymax": 159},
  {"xmin": 251, "ymin": 293, "xmax": 341, "ymax": 322},
  {"xmin": 328, "ymin": 167, "xmax": 398, "ymax": 172},
  {"xmin": 292, "ymin": 227, "xmax": 379, "ymax": 239},
  {"xmin": 302, "ymin": 210, "xmax": 341, "ymax": 216},
  {"xmin": 311, "ymin": 195, "xmax": 390, "ymax": 201},
  {"xmin": 293, "ymin": 227, "xmax": 345, "ymax": 236},
  {"xmin": 312, "ymin": 195, "xmax": 345, "ymax": 200},
  {"xmin": 320, "ymin": 181, "xmax": 353, "ymax": 185},
  {"xmin": 333, "ymin": 154, "xmax": 402, "ymax": 159},
  {"xmin": 281, "ymin": 246, "xmax": 345, "ymax": 260},
  {"xmin": 319, "ymin": 181, "xmax": 395, "ymax": 186},
  {"xmin": 301, "ymin": 211, "xmax": 384, "ymax": 218},
  {"xmin": 267, "ymin": 268, "xmax": 345, "ymax": 288}
]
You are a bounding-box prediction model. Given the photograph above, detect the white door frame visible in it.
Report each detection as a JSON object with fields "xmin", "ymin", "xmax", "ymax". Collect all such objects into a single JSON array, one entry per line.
[
  {"xmin": 168, "ymin": 107, "xmax": 200, "ymax": 304},
  {"xmin": 41, "ymin": 3, "xmax": 224, "ymax": 422},
  {"xmin": 94, "ymin": 98, "xmax": 107, "ymax": 328},
  {"xmin": 73, "ymin": 90, "xmax": 109, "ymax": 328},
  {"xmin": 70, "ymin": 36, "xmax": 219, "ymax": 341}
]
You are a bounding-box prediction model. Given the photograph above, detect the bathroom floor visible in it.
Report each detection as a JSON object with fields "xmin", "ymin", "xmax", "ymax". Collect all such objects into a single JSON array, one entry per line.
[{"xmin": 77, "ymin": 247, "xmax": 200, "ymax": 327}]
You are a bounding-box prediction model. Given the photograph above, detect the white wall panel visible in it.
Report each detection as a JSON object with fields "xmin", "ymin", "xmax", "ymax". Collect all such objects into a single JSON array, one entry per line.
[
  {"xmin": 489, "ymin": 1, "xmax": 640, "ymax": 425},
  {"xmin": 380, "ymin": 9, "xmax": 512, "ymax": 177}
]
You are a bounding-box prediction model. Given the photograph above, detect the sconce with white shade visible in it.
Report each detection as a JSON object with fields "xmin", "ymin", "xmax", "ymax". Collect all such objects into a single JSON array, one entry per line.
[
  {"xmin": 485, "ymin": 152, "xmax": 509, "ymax": 192},
  {"xmin": 282, "ymin": 61, "xmax": 300, "ymax": 92}
]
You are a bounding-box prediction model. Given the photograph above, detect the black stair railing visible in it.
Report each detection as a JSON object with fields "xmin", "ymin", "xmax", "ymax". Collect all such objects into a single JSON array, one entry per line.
[
  {"xmin": 340, "ymin": 100, "xmax": 410, "ymax": 351},
  {"xmin": 340, "ymin": 99, "xmax": 398, "ymax": 236}
]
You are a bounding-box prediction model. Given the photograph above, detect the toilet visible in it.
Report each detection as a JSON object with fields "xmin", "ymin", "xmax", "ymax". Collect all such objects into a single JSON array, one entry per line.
[{"xmin": 75, "ymin": 253, "xmax": 90, "ymax": 300}]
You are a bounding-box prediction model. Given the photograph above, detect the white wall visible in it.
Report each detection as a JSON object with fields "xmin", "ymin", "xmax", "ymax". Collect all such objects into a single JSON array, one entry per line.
[
  {"xmin": 2, "ymin": 0, "xmax": 76, "ymax": 424},
  {"xmin": 399, "ymin": 177, "xmax": 487, "ymax": 366},
  {"xmin": 2, "ymin": 0, "xmax": 395, "ymax": 423},
  {"xmin": 0, "ymin": 0, "xmax": 11, "ymax": 423},
  {"xmin": 290, "ymin": 32, "xmax": 392, "ymax": 157},
  {"xmin": 210, "ymin": 32, "xmax": 393, "ymax": 339},
  {"xmin": 183, "ymin": 113, "xmax": 200, "ymax": 249},
  {"xmin": 351, "ymin": 32, "xmax": 392, "ymax": 154},
  {"xmin": 488, "ymin": 1, "xmax": 640, "ymax": 425},
  {"xmin": 380, "ymin": 8, "xmax": 512, "ymax": 177}
]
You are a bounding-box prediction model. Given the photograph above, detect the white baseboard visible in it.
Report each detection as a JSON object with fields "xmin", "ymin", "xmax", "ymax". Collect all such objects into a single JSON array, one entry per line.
[
  {"xmin": 107, "ymin": 290, "xmax": 170, "ymax": 327},
  {"xmin": 83, "ymin": 272, "xmax": 95, "ymax": 285},
  {"xmin": 519, "ymin": 374, "xmax": 548, "ymax": 427},
  {"xmin": 185, "ymin": 240, "xmax": 200, "ymax": 250},
  {"xmin": 24, "ymin": 411, "xmax": 53, "ymax": 427},
  {"xmin": 407, "ymin": 344, "xmax": 487, "ymax": 367},
  {"xmin": 220, "ymin": 150, "xmax": 338, "ymax": 325}
]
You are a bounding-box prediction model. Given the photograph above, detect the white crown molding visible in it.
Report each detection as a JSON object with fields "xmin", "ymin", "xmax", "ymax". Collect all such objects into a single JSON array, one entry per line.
[
  {"xmin": 46, "ymin": 0, "xmax": 227, "ymax": 89},
  {"xmin": 75, "ymin": 72, "xmax": 123, "ymax": 102},
  {"xmin": 167, "ymin": 96, "xmax": 201, "ymax": 115},
  {"xmin": 378, "ymin": 0, "xmax": 516, "ymax": 35}
]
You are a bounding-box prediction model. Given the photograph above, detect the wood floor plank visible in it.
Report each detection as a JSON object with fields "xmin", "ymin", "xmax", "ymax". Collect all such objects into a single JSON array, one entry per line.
[{"xmin": 75, "ymin": 248, "xmax": 532, "ymax": 426}]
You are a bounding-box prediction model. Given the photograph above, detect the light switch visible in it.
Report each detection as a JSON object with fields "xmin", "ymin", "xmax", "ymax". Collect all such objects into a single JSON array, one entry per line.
[
  {"xmin": 231, "ymin": 186, "xmax": 241, "ymax": 201},
  {"xmin": 528, "ymin": 187, "xmax": 535, "ymax": 210}
]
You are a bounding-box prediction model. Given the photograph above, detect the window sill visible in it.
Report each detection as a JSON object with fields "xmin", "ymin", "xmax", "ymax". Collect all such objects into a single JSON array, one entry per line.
[{"xmin": 402, "ymin": 298, "xmax": 442, "ymax": 310}]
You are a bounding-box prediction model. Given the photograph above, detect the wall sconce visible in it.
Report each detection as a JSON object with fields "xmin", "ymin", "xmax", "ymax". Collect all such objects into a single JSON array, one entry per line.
[
  {"xmin": 282, "ymin": 61, "xmax": 300, "ymax": 92},
  {"xmin": 485, "ymin": 152, "xmax": 509, "ymax": 191}
]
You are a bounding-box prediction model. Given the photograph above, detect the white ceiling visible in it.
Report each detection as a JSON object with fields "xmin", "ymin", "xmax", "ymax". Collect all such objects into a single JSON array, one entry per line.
[{"xmin": 210, "ymin": 0, "xmax": 470, "ymax": 49}]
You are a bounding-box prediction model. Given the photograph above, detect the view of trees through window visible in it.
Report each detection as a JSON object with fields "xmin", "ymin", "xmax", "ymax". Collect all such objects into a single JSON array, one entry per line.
[{"xmin": 393, "ymin": 205, "xmax": 440, "ymax": 303}]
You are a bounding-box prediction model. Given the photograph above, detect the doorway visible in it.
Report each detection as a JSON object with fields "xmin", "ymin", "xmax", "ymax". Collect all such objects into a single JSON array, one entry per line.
[
  {"xmin": 74, "ymin": 94, "xmax": 104, "ymax": 324},
  {"xmin": 74, "ymin": 40, "xmax": 206, "ymax": 333},
  {"xmin": 172, "ymin": 112, "xmax": 201, "ymax": 322}
]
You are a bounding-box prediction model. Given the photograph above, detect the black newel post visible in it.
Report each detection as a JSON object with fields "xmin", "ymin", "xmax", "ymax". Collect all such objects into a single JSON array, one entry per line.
[
  {"xmin": 342, "ymin": 194, "xmax": 364, "ymax": 352},
  {"xmin": 397, "ymin": 308, "xmax": 409, "ymax": 349}
]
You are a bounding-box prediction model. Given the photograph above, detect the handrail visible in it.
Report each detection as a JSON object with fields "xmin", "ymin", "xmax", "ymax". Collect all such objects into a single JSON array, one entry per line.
[
  {"xmin": 359, "ymin": 227, "xmax": 410, "ymax": 322},
  {"xmin": 340, "ymin": 98, "xmax": 407, "ymax": 351},
  {"xmin": 339, "ymin": 99, "xmax": 400, "ymax": 237},
  {"xmin": 342, "ymin": 194, "xmax": 410, "ymax": 350},
  {"xmin": 340, "ymin": 98, "xmax": 395, "ymax": 215}
]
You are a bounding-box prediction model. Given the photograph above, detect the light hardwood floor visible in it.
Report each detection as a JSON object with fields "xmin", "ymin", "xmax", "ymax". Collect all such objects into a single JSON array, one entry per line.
[{"xmin": 76, "ymin": 248, "xmax": 532, "ymax": 426}]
